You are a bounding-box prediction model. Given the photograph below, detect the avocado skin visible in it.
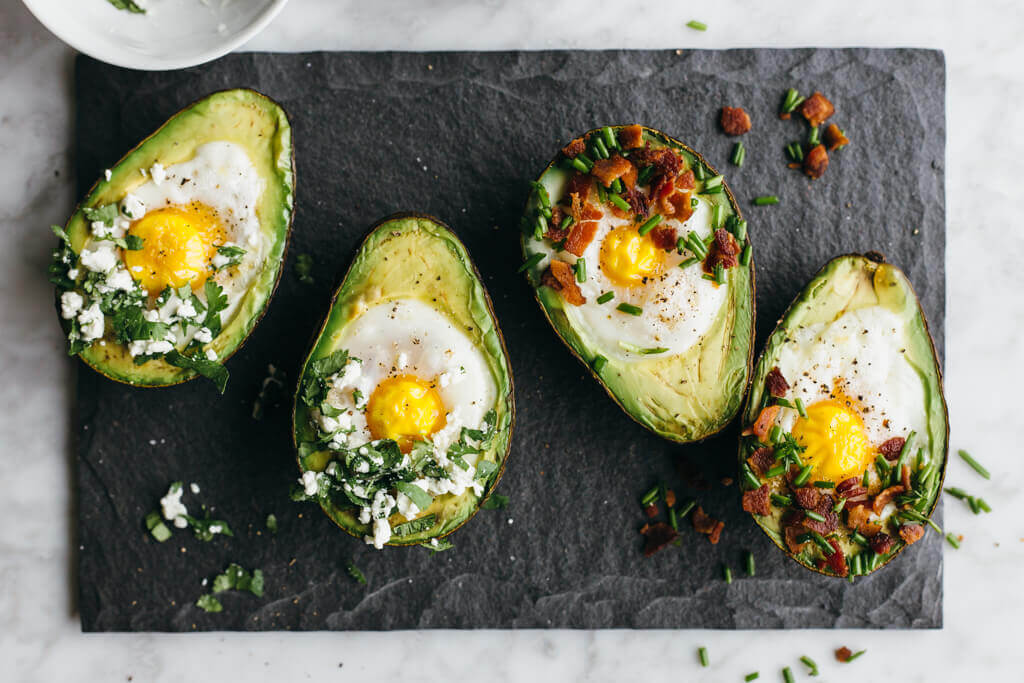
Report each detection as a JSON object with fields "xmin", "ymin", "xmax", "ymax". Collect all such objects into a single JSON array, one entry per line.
[
  {"xmin": 292, "ymin": 213, "xmax": 515, "ymax": 546},
  {"xmin": 740, "ymin": 253, "xmax": 949, "ymax": 577},
  {"xmin": 58, "ymin": 88, "xmax": 295, "ymax": 387},
  {"xmin": 520, "ymin": 126, "xmax": 755, "ymax": 444}
]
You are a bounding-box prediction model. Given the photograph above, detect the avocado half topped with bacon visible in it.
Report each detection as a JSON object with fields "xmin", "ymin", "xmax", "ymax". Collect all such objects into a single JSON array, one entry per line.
[
  {"xmin": 738, "ymin": 254, "xmax": 948, "ymax": 578},
  {"xmin": 519, "ymin": 125, "xmax": 754, "ymax": 443}
]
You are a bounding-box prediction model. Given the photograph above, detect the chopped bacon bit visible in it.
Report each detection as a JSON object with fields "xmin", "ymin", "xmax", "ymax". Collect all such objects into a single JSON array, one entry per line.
[
  {"xmin": 823, "ymin": 123, "xmax": 849, "ymax": 151},
  {"xmin": 720, "ymin": 106, "xmax": 752, "ymax": 136},
  {"xmin": 872, "ymin": 485, "xmax": 906, "ymax": 515},
  {"xmin": 742, "ymin": 485, "xmax": 771, "ymax": 516},
  {"xmin": 564, "ymin": 220, "xmax": 598, "ymax": 257},
  {"xmin": 650, "ymin": 225, "xmax": 678, "ymax": 251},
  {"xmin": 901, "ymin": 464, "xmax": 912, "ymax": 491},
  {"xmin": 542, "ymin": 259, "xmax": 586, "ymax": 305},
  {"xmin": 879, "ymin": 437, "xmax": 905, "ymax": 460},
  {"xmin": 800, "ymin": 92, "xmax": 835, "ymax": 127},
  {"xmin": 676, "ymin": 169, "xmax": 696, "ymax": 190},
  {"xmin": 565, "ymin": 174, "xmax": 594, "ymax": 211},
  {"xmin": 747, "ymin": 447, "xmax": 776, "ymax": 476},
  {"xmin": 743, "ymin": 405, "xmax": 781, "ymax": 441},
  {"xmin": 869, "ymin": 532, "xmax": 896, "ymax": 555},
  {"xmin": 899, "ymin": 523, "xmax": 925, "ymax": 545},
  {"xmin": 787, "ymin": 162, "xmax": 801, "ymax": 169},
  {"xmin": 629, "ymin": 146, "xmax": 682, "ymax": 182},
  {"xmin": 836, "ymin": 477, "xmax": 862, "ymax": 496},
  {"xmin": 794, "ymin": 487, "xmax": 822, "ymax": 510},
  {"xmin": 721, "ymin": 477, "xmax": 734, "ymax": 487},
  {"xmin": 642, "ymin": 522, "xmax": 680, "ymax": 557},
  {"xmin": 841, "ymin": 487, "xmax": 870, "ymax": 508},
  {"xmin": 544, "ymin": 205, "xmax": 569, "ymax": 241},
  {"xmin": 591, "ymin": 154, "xmax": 635, "ymax": 188},
  {"xmin": 691, "ymin": 506, "xmax": 725, "ymax": 544},
  {"xmin": 847, "ymin": 504, "xmax": 881, "ymax": 536},
  {"xmin": 618, "ymin": 125, "xmax": 645, "ymax": 150},
  {"xmin": 665, "ymin": 489, "xmax": 677, "ymax": 508},
  {"xmin": 785, "ymin": 525, "xmax": 810, "ymax": 554},
  {"xmin": 663, "ymin": 190, "xmax": 694, "ymax": 221},
  {"xmin": 645, "ymin": 503, "xmax": 659, "ymax": 518},
  {"xmin": 705, "ymin": 228, "xmax": 740, "ymax": 272},
  {"xmin": 803, "ymin": 144, "xmax": 829, "ymax": 179},
  {"xmin": 821, "ymin": 537, "xmax": 848, "ymax": 576},
  {"xmin": 639, "ymin": 522, "xmax": 650, "ymax": 535},
  {"xmin": 562, "ymin": 137, "xmax": 586, "ymax": 158},
  {"xmin": 835, "ymin": 647, "xmax": 853, "ymax": 663},
  {"xmin": 765, "ymin": 367, "xmax": 790, "ymax": 397}
]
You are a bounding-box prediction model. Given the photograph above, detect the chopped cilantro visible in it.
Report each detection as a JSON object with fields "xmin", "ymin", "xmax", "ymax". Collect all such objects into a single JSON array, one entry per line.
[
  {"xmin": 215, "ymin": 245, "xmax": 246, "ymax": 271},
  {"xmin": 50, "ymin": 224, "xmax": 70, "ymax": 243},
  {"xmin": 346, "ymin": 561, "xmax": 367, "ymax": 585},
  {"xmin": 424, "ymin": 537, "xmax": 455, "ymax": 554},
  {"xmin": 266, "ymin": 513, "xmax": 278, "ymax": 534},
  {"xmin": 124, "ymin": 234, "xmax": 144, "ymax": 250},
  {"xmin": 184, "ymin": 514, "xmax": 233, "ymax": 542},
  {"xmin": 165, "ymin": 350, "xmax": 229, "ymax": 393},
  {"xmin": 202, "ymin": 280, "xmax": 228, "ymax": 337},
  {"xmin": 475, "ymin": 459, "xmax": 499, "ymax": 482},
  {"xmin": 195, "ymin": 594, "xmax": 222, "ymax": 613},
  {"xmin": 391, "ymin": 514, "xmax": 436, "ymax": 537},
  {"xmin": 83, "ymin": 203, "xmax": 118, "ymax": 226},
  {"xmin": 481, "ymin": 493, "xmax": 509, "ymax": 510},
  {"xmin": 211, "ymin": 563, "xmax": 264, "ymax": 597},
  {"xmin": 300, "ymin": 348, "xmax": 350, "ymax": 406},
  {"xmin": 395, "ymin": 481, "xmax": 433, "ymax": 510},
  {"xmin": 295, "ymin": 253, "xmax": 314, "ymax": 285}
]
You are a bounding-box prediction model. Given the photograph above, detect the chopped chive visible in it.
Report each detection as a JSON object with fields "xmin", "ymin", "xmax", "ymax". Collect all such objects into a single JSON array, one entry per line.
[
  {"xmin": 874, "ymin": 454, "xmax": 891, "ymax": 481},
  {"xmin": 730, "ymin": 141, "xmax": 746, "ymax": 166},
  {"xmin": 593, "ymin": 136, "xmax": 610, "ymax": 160},
  {"xmin": 571, "ymin": 157, "xmax": 590, "ymax": 173},
  {"xmin": 780, "ymin": 88, "xmax": 806, "ymax": 115},
  {"xmin": 676, "ymin": 498, "xmax": 696, "ymax": 519},
  {"xmin": 850, "ymin": 553, "xmax": 863, "ymax": 576},
  {"xmin": 609, "ymin": 193, "xmax": 630, "ymax": 212},
  {"xmin": 752, "ymin": 195, "xmax": 779, "ymax": 206},
  {"xmin": 687, "ymin": 19, "xmax": 708, "ymax": 31},
  {"xmin": 808, "ymin": 126, "xmax": 820, "ymax": 146},
  {"xmin": 782, "ymin": 666, "xmax": 795, "ymax": 683},
  {"xmin": 800, "ymin": 656, "xmax": 819, "ymax": 676},
  {"xmin": 895, "ymin": 431, "xmax": 916, "ymax": 473},
  {"xmin": 616, "ymin": 302, "xmax": 642, "ymax": 316},
  {"xmin": 596, "ymin": 183, "xmax": 607, "ymax": 203},
  {"xmin": 793, "ymin": 464, "xmax": 813, "ymax": 487},
  {"xmin": 592, "ymin": 355, "xmax": 607, "ymax": 373},
  {"xmin": 638, "ymin": 214, "xmax": 663, "ymax": 236},
  {"xmin": 810, "ymin": 531, "xmax": 834, "ymax": 555},
  {"xmin": 637, "ymin": 165, "xmax": 655, "ymax": 185},
  {"xmin": 744, "ymin": 550, "xmax": 755, "ymax": 576},
  {"xmin": 711, "ymin": 204, "xmax": 723, "ymax": 229},
  {"xmin": 728, "ymin": 216, "xmax": 748, "ymax": 242},
  {"xmin": 768, "ymin": 425, "xmax": 782, "ymax": 443},
  {"xmin": 668, "ymin": 505, "xmax": 678, "ymax": 530},
  {"xmin": 610, "ymin": 178, "xmax": 623, "ymax": 195},
  {"xmin": 618, "ymin": 341, "xmax": 669, "ymax": 355},
  {"xmin": 740, "ymin": 463, "xmax": 761, "ymax": 490},
  {"xmin": 745, "ymin": 673, "xmax": 760, "ymax": 682},
  {"xmin": 795, "ymin": 397, "xmax": 807, "ymax": 418},
  {"xmin": 862, "ymin": 469, "xmax": 871, "ymax": 487},
  {"xmin": 976, "ymin": 498, "xmax": 992, "ymax": 513},
  {"xmin": 574, "ymin": 258, "xmax": 586, "ymax": 282},
  {"xmin": 678, "ymin": 256, "xmax": 701, "ymax": 269},
  {"xmin": 813, "ymin": 480, "xmax": 834, "ymax": 489},
  {"xmin": 697, "ymin": 646, "xmax": 709, "ymax": 667},
  {"xmin": 691, "ymin": 197, "xmax": 699, "ymax": 208},
  {"xmin": 833, "ymin": 497, "xmax": 846, "ymax": 513},
  {"xmin": 957, "ymin": 449, "xmax": 990, "ymax": 479},
  {"xmin": 517, "ymin": 252, "xmax": 544, "ymax": 273},
  {"xmin": 602, "ymin": 126, "xmax": 618, "ymax": 150},
  {"xmin": 686, "ymin": 231, "xmax": 708, "ymax": 257},
  {"xmin": 845, "ymin": 649, "xmax": 867, "ymax": 663},
  {"xmin": 703, "ymin": 174, "xmax": 724, "ymax": 190},
  {"xmin": 713, "ymin": 263, "xmax": 726, "ymax": 285},
  {"xmin": 722, "ymin": 565, "xmax": 733, "ymax": 584},
  {"xmin": 944, "ymin": 487, "xmax": 969, "ymax": 500},
  {"xmin": 740, "ymin": 244, "xmax": 752, "ymax": 266},
  {"xmin": 640, "ymin": 484, "xmax": 661, "ymax": 506},
  {"xmin": 945, "ymin": 533, "xmax": 961, "ymax": 549},
  {"xmin": 967, "ymin": 496, "xmax": 981, "ymax": 514},
  {"xmin": 596, "ymin": 291, "xmax": 614, "ymax": 304},
  {"xmin": 701, "ymin": 184, "xmax": 724, "ymax": 195},
  {"xmin": 765, "ymin": 464, "xmax": 787, "ymax": 478},
  {"xmin": 851, "ymin": 531, "xmax": 868, "ymax": 546},
  {"xmin": 540, "ymin": 206, "xmax": 552, "ymax": 219},
  {"xmin": 771, "ymin": 493, "xmax": 793, "ymax": 507},
  {"xmin": 804, "ymin": 510, "xmax": 826, "ymax": 523},
  {"xmin": 692, "ymin": 163, "xmax": 706, "ymax": 181}
]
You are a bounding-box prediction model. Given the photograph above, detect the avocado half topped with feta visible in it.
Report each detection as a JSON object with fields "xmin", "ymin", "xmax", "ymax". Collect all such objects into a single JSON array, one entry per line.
[
  {"xmin": 519, "ymin": 125, "xmax": 754, "ymax": 443},
  {"xmin": 738, "ymin": 254, "xmax": 948, "ymax": 578},
  {"xmin": 292, "ymin": 214, "xmax": 514, "ymax": 549},
  {"xmin": 50, "ymin": 89, "xmax": 294, "ymax": 391}
]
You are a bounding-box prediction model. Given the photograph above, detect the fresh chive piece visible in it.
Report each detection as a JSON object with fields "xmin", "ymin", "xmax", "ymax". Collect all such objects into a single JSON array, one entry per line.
[
  {"xmin": 686, "ymin": 231, "xmax": 708, "ymax": 257},
  {"xmin": 561, "ymin": 214, "xmax": 575, "ymax": 233},
  {"xmin": 745, "ymin": 673, "xmax": 760, "ymax": 682},
  {"xmin": 611, "ymin": 177, "xmax": 623, "ymax": 194},
  {"xmin": 780, "ymin": 88, "xmax": 806, "ymax": 115},
  {"xmin": 640, "ymin": 485, "xmax": 661, "ymax": 506},
  {"xmin": 713, "ymin": 263, "xmax": 726, "ymax": 285},
  {"xmin": 692, "ymin": 164, "xmax": 707, "ymax": 181},
  {"xmin": 596, "ymin": 291, "xmax": 614, "ymax": 304},
  {"xmin": 787, "ymin": 142, "xmax": 805, "ymax": 162},
  {"xmin": 687, "ymin": 19, "xmax": 708, "ymax": 31},
  {"xmin": 593, "ymin": 136, "xmax": 610, "ymax": 160},
  {"xmin": 793, "ymin": 464, "xmax": 813, "ymax": 487},
  {"xmin": 574, "ymin": 258, "xmax": 586, "ymax": 282},
  {"xmin": 862, "ymin": 469, "xmax": 871, "ymax": 487},
  {"xmin": 676, "ymin": 498, "xmax": 697, "ymax": 519},
  {"xmin": 771, "ymin": 493, "xmax": 793, "ymax": 507},
  {"xmin": 800, "ymin": 656, "xmax": 819, "ymax": 676},
  {"xmin": 813, "ymin": 480, "xmax": 834, "ymax": 489},
  {"xmin": 810, "ymin": 531, "xmax": 834, "ymax": 555},
  {"xmin": 851, "ymin": 531, "xmax": 868, "ymax": 547},
  {"xmin": 977, "ymin": 498, "xmax": 992, "ymax": 513},
  {"xmin": 711, "ymin": 204, "xmax": 723, "ymax": 229},
  {"xmin": 609, "ymin": 193, "xmax": 630, "ymax": 211},
  {"xmin": 728, "ymin": 216, "xmax": 748, "ymax": 242},
  {"xmin": 808, "ymin": 126, "xmax": 820, "ymax": 146},
  {"xmin": 795, "ymin": 397, "xmax": 808, "ymax": 418},
  {"xmin": 701, "ymin": 184, "xmax": 723, "ymax": 195},
  {"xmin": 616, "ymin": 302, "xmax": 642, "ymax": 316},
  {"xmin": 730, "ymin": 141, "xmax": 746, "ymax": 166},
  {"xmin": 768, "ymin": 425, "xmax": 782, "ymax": 443},
  {"xmin": 765, "ymin": 464, "xmax": 787, "ymax": 478},
  {"xmin": 517, "ymin": 252, "xmax": 544, "ymax": 273},
  {"xmin": 740, "ymin": 463, "xmax": 761, "ymax": 490},
  {"xmin": 596, "ymin": 183, "xmax": 608, "ymax": 204},
  {"xmin": 874, "ymin": 454, "xmax": 891, "ymax": 481},
  {"xmin": 703, "ymin": 174, "xmax": 724, "ymax": 190},
  {"xmin": 944, "ymin": 487, "xmax": 969, "ymax": 500},
  {"xmin": 845, "ymin": 649, "xmax": 867, "ymax": 663},
  {"xmin": 895, "ymin": 431, "xmax": 916, "ymax": 473},
  {"xmin": 740, "ymin": 244, "xmax": 752, "ymax": 266},
  {"xmin": 945, "ymin": 533, "xmax": 961, "ymax": 549},
  {"xmin": 833, "ymin": 497, "xmax": 847, "ymax": 513},
  {"xmin": 602, "ymin": 126, "xmax": 618, "ymax": 150},
  {"xmin": 752, "ymin": 195, "xmax": 779, "ymax": 206},
  {"xmin": 592, "ymin": 355, "xmax": 607, "ymax": 373},
  {"xmin": 957, "ymin": 449, "xmax": 990, "ymax": 479},
  {"xmin": 619, "ymin": 341, "xmax": 669, "ymax": 355},
  {"xmin": 691, "ymin": 197, "xmax": 699, "ymax": 208},
  {"xmin": 967, "ymin": 496, "xmax": 981, "ymax": 514},
  {"xmin": 678, "ymin": 256, "xmax": 701, "ymax": 269},
  {"xmin": 744, "ymin": 550, "xmax": 756, "ymax": 576},
  {"xmin": 804, "ymin": 510, "xmax": 826, "ymax": 523},
  {"xmin": 577, "ymin": 152, "xmax": 594, "ymax": 167},
  {"xmin": 668, "ymin": 505, "xmax": 678, "ymax": 530},
  {"xmin": 722, "ymin": 565, "xmax": 733, "ymax": 584},
  {"xmin": 638, "ymin": 214, "xmax": 663, "ymax": 236},
  {"xmin": 782, "ymin": 666, "xmax": 795, "ymax": 683},
  {"xmin": 266, "ymin": 513, "xmax": 278, "ymax": 534},
  {"xmin": 571, "ymin": 157, "xmax": 590, "ymax": 173},
  {"xmin": 849, "ymin": 553, "xmax": 862, "ymax": 576},
  {"xmin": 637, "ymin": 165, "xmax": 655, "ymax": 185}
]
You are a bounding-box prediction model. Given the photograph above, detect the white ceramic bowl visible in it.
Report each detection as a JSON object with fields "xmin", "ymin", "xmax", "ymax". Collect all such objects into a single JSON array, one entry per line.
[{"xmin": 22, "ymin": 0, "xmax": 289, "ymax": 71}]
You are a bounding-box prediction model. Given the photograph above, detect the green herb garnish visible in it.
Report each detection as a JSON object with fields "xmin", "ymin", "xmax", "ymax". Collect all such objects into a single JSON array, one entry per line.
[
  {"xmin": 616, "ymin": 302, "xmax": 642, "ymax": 316},
  {"xmin": 686, "ymin": 20, "xmax": 708, "ymax": 31},
  {"xmin": 346, "ymin": 561, "xmax": 367, "ymax": 585},
  {"xmin": 295, "ymin": 253, "xmax": 314, "ymax": 285},
  {"xmin": 752, "ymin": 195, "xmax": 779, "ymax": 206},
  {"xmin": 481, "ymin": 493, "xmax": 509, "ymax": 510},
  {"xmin": 165, "ymin": 350, "xmax": 229, "ymax": 393},
  {"xmin": 957, "ymin": 449, "xmax": 990, "ymax": 479}
]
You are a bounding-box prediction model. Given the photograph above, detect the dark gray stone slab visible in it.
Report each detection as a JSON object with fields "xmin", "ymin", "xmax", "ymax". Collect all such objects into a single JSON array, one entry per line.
[{"xmin": 74, "ymin": 48, "xmax": 945, "ymax": 631}]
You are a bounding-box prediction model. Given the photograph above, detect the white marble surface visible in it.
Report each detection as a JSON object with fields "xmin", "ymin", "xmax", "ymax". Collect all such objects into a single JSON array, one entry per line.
[{"xmin": 1, "ymin": 0, "xmax": 1022, "ymax": 680}]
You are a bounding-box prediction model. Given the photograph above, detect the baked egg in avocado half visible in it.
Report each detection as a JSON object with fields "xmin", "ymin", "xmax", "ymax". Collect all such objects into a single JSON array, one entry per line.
[
  {"xmin": 520, "ymin": 125, "xmax": 754, "ymax": 443},
  {"xmin": 49, "ymin": 89, "xmax": 294, "ymax": 392},
  {"xmin": 292, "ymin": 214, "xmax": 514, "ymax": 550},
  {"xmin": 738, "ymin": 254, "xmax": 948, "ymax": 578}
]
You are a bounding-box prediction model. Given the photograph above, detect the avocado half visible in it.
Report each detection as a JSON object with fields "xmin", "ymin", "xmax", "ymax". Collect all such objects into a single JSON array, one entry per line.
[
  {"xmin": 520, "ymin": 126, "xmax": 755, "ymax": 443},
  {"xmin": 58, "ymin": 88, "xmax": 294, "ymax": 386},
  {"xmin": 292, "ymin": 213, "xmax": 515, "ymax": 546},
  {"xmin": 739, "ymin": 253, "xmax": 948, "ymax": 577}
]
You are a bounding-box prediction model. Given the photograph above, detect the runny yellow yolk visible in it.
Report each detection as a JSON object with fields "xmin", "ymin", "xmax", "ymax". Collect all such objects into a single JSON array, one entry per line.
[
  {"xmin": 123, "ymin": 202, "xmax": 226, "ymax": 293},
  {"xmin": 599, "ymin": 226, "xmax": 664, "ymax": 287},
  {"xmin": 365, "ymin": 375, "xmax": 447, "ymax": 452},
  {"xmin": 791, "ymin": 395, "xmax": 875, "ymax": 483}
]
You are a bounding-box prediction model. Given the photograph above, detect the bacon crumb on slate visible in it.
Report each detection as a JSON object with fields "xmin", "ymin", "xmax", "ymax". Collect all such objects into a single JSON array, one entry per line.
[
  {"xmin": 803, "ymin": 144, "xmax": 829, "ymax": 179},
  {"xmin": 800, "ymin": 92, "xmax": 835, "ymax": 127},
  {"xmin": 564, "ymin": 220, "xmax": 599, "ymax": 257},
  {"xmin": 823, "ymin": 123, "xmax": 850, "ymax": 151},
  {"xmin": 742, "ymin": 485, "xmax": 772, "ymax": 516},
  {"xmin": 869, "ymin": 532, "xmax": 896, "ymax": 555},
  {"xmin": 542, "ymin": 259, "xmax": 586, "ymax": 306},
  {"xmin": 872, "ymin": 485, "xmax": 906, "ymax": 515},
  {"xmin": 747, "ymin": 448, "xmax": 776, "ymax": 476},
  {"xmin": 644, "ymin": 503, "xmax": 659, "ymax": 518},
  {"xmin": 691, "ymin": 506, "xmax": 725, "ymax": 544},
  {"xmin": 642, "ymin": 522, "xmax": 679, "ymax": 557},
  {"xmin": 720, "ymin": 106, "xmax": 752, "ymax": 136},
  {"xmin": 835, "ymin": 647, "xmax": 853, "ymax": 663},
  {"xmin": 899, "ymin": 523, "xmax": 925, "ymax": 545},
  {"xmin": 847, "ymin": 504, "xmax": 881, "ymax": 536},
  {"xmin": 743, "ymin": 405, "xmax": 781, "ymax": 441},
  {"xmin": 618, "ymin": 124, "xmax": 645, "ymax": 150},
  {"xmin": 650, "ymin": 225, "xmax": 678, "ymax": 251},
  {"xmin": 879, "ymin": 437, "xmax": 905, "ymax": 460},
  {"xmin": 562, "ymin": 137, "xmax": 586, "ymax": 158},
  {"xmin": 665, "ymin": 489, "xmax": 677, "ymax": 508},
  {"xmin": 591, "ymin": 154, "xmax": 635, "ymax": 188},
  {"xmin": 765, "ymin": 367, "xmax": 790, "ymax": 397}
]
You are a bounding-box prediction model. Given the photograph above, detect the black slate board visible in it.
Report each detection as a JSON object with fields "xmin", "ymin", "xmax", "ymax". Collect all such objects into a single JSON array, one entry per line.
[{"xmin": 74, "ymin": 49, "xmax": 945, "ymax": 631}]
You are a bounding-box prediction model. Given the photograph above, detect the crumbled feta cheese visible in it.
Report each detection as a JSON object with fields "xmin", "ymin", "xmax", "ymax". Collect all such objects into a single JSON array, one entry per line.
[
  {"xmin": 60, "ymin": 291, "xmax": 84, "ymax": 319},
  {"xmin": 355, "ymin": 459, "xmax": 370, "ymax": 473},
  {"xmin": 301, "ymin": 470, "xmax": 319, "ymax": 496},
  {"xmin": 149, "ymin": 162, "xmax": 167, "ymax": 185},
  {"xmin": 127, "ymin": 338, "xmax": 174, "ymax": 357},
  {"xmin": 331, "ymin": 359, "xmax": 363, "ymax": 390},
  {"xmin": 189, "ymin": 483, "xmax": 200, "ymax": 494},
  {"xmin": 79, "ymin": 242, "xmax": 119, "ymax": 272},
  {"xmin": 205, "ymin": 348, "xmax": 218, "ymax": 361},
  {"xmin": 318, "ymin": 413, "xmax": 340, "ymax": 434},
  {"xmin": 211, "ymin": 252, "xmax": 230, "ymax": 269},
  {"xmin": 104, "ymin": 268, "xmax": 136, "ymax": 292},
  {"xmin": 67, "ymin": 268, "xmax": 79, "ymax": 280},
  {"xmin": 325, "ymin": 461, "xmax": 339, "ymax": 477},
  {"xmin": 176, "ymin": 298, "xmax": 198, "ymax": 320},
  {"xmin": 159, "ymin": 484, "xmax": 188, "ymax": 527},
  {"xmin": 143, "ymin": 309, "xmax": 161, "ymax": 323},
  {"xmin": 194, "ymin": 327, "xmax": 214, "ymax": 344},
  {"xmin": 396, "ymin": 489, "xmax": 422, "ymax": 518},
  {"xmin": 104, "ymin": 169, "xmax": 112, "ymax": 181},
  {"xmin": 209, "ymin": 524, "xmax": 223, "ymax": 535},
  {"xmin": 366, "ymin": 518, "xmax": 392, "ymax": 549},
  {"xmin": 77, "ymin": 303, "xmax": 105, "ymax": 341},
  {"xmin": 90, "ymin": 220, "xmax": 110, "ymax": 238},
  {"xmin": 358, "ymin": 507, "xmax": 371, "ymax": 524},
  {"xmin": 121, "ymin": 194, "xmax": 146, "ymax": 220}
]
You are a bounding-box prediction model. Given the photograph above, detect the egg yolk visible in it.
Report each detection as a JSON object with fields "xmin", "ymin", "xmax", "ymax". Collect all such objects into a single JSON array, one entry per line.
[
  {"xmin": 366, "ymin": 375, "xmax": 447, "ymax": 451},
  {"xmin": 791, "ymin": 398, "xmax": 875, "ymax": 483},
  {"xmin": 123, "ymin": 202, "xmax": 226, "ymax": 293},
  {"xmin": 599, "ymin": 226, "xmax": 664, "ymax": 287}
]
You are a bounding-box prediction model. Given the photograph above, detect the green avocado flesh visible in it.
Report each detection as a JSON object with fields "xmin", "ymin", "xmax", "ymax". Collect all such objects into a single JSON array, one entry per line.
[
  {"xmin": 739, "ymin": 254, "xmax": 948, "ymax": 578},
  {"xmin": 520, "ymin": 126, "xmax": 754, "ymax": 443},
  {"xmin": 53, "ymin": 89, "xmax": 294, "ymax": 387},
  {"xmin": 293, "ymin": 215, "xmax": 514, "ymax": 548}
]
